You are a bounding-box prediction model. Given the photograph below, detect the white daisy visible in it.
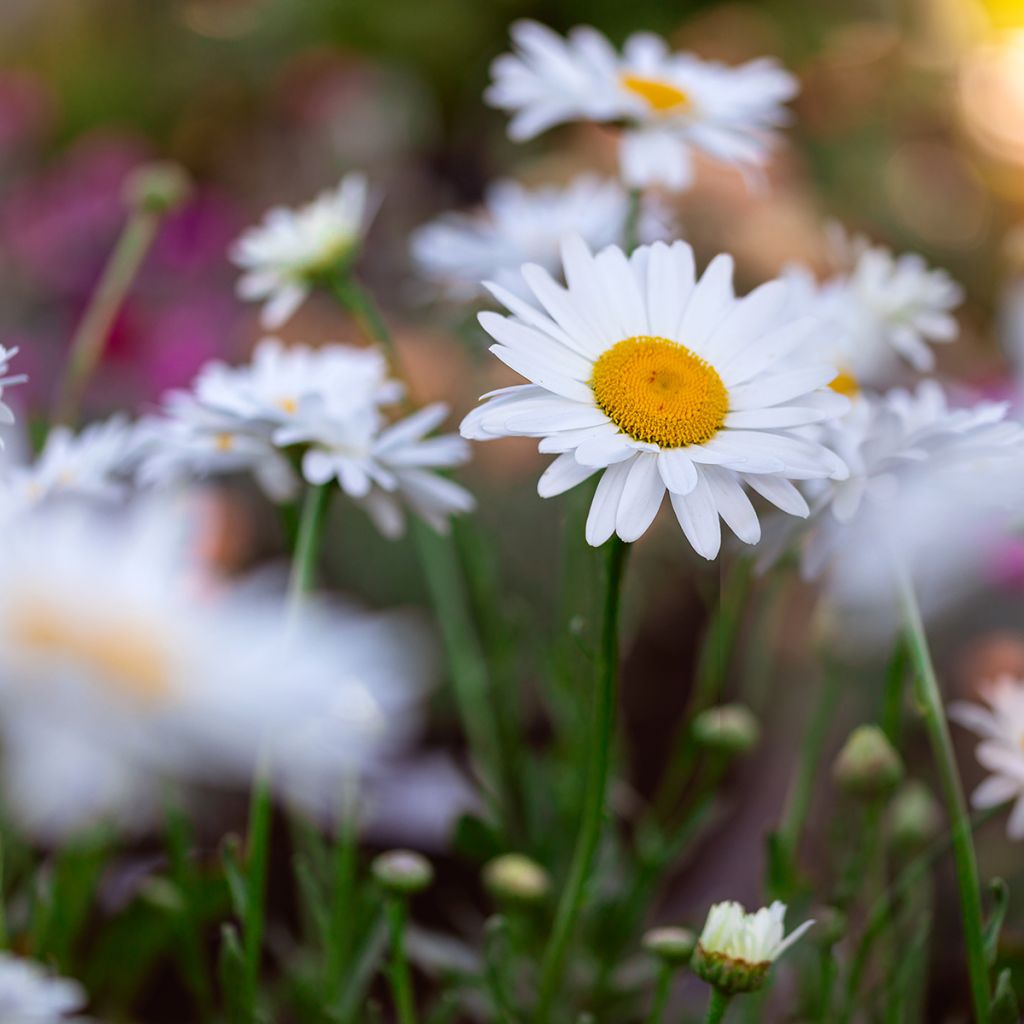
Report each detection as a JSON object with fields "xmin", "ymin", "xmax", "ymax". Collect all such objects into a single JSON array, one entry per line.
[
  {"xmin": 410, "ymin": 176, "xmax": 670, "ymax": 299},
  {"xmin": 231, "ymin": 173, "xmax": 376, "ymax": 329},
  {"xmin": 950, "ymin": 677, "xmax": 1024, "ymax": 840},
  {"xmin": 693, "ymin": 900, "xmax": 813, "ymax": 994},
  {"xmin": 0, "ymin": 498, "xmax": 434, "ymax": 841},
  {"xmin": 788, "ymin": 227, "xmax": 963, "ymax": 389},
  {"xmin": 0, "ymin": 953, "xmax": 88, "ymax": 1023},
  {"xmin": 0, "ymin": 416, "xmax": 136, "ymax": 516},
  {"xmin": 461, "ymin": 236, "xmax": 849, "ymax": 558},
  {"xmin": 486, "ymin": 21, "xmax": 798, "ymax": 191},
  {"xmin": 276, "ymin": 400, "xmax": 476, "ymax": 537},
  {"xmin": 0, "ymin": 344, "xmax": 28, "ymax": 444}
]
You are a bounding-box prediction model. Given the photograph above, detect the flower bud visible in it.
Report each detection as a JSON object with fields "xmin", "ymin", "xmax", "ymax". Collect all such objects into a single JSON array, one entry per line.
[
  {"xmin": 371, "ymin": 849, "xmax": 434, "ymax": 895},
  {"xmin": 692, "ymin": 704, "xmax": 760, "ymax": 755},
  {"xmin": 808, "ymin": 905, "xmax": 846, "ymax": 948},
  {"xmin": 642, "ymin": 926, "xmax": 696, "ymax": 965},
  {"xmin": 887, "ymin": 780, "xmax": 942, "ymax": 852},
  {"xmin": 124, "ymin": 161, "xmax": 191, "ymax": 214},
  {"xmin": 833, "ymin": 725, "xmax": 904, "ymax": 798},
  {"xmin": 483, "ymin": 853, "xmax": 550, "ymax": 904}
]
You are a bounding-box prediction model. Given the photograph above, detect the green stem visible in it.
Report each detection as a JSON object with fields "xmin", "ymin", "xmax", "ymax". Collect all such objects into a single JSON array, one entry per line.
[
  {"xmin": 242, "ymin": 770, "xmax": 271, "ymax": 1021},
  {"xmin": 385, "ymin": 897, "xmax": 417, "ymax": 1024},
  {"xmin": 646, "ymin": 962, "xmax": 674, "ymax": 1024},
  {"xmin": 325, "ymin": 781, "xmax": 359, "ymax": 1000},
  {"xmin": 54, "ymin": 206, "xmax": 160, "ymax": 425},
  {"xmin": 624, "ymin": 188, "xmax": 643, "ymax": 251},
  {"xmin": 331, "ymin": 276, "xmax": 399, "ymax": 366},
  {"xmin": 534, "ymin": 537, "xmax": 627, "ymax": 1022},
  {"xmin": 772, "ymin": 658, "xmax": 842, "ymax": 898},
  {"xmin": 288, "ymin": 483, "xmax": 332, "ymax": 602},
  {"xmin": 880, "ymin": 637, "xmax": 908, "ymax": 746},
  {"xmin": 704, "ymin": 988, "xmax": 731, "ymax": 1024},
  {"xmin": 898, "ymin": 568, "xmax": 990, "ymax": 1024}
]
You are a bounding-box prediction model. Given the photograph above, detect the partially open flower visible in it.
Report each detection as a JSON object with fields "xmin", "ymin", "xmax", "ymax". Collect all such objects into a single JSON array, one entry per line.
[{"xmin": 692, "ymin": 900, "xmax": 812, "ymax": 995}]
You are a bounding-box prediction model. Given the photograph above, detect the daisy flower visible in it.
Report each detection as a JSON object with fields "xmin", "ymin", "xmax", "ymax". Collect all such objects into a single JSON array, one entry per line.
[
  {"xmin": 0, "ymin": 344, "xmax": 27, "ymax": 443},
  {"xmin": 0, "ymin": 498, "xmax": 434, "ymax": 841},
  {"xmin": 461, "ymin": 236, "xmax": 849, "ymax": 558},
  {"xmin": 0, "ymin": 953, "xmax": 88, "ymax": 1022},
  {"xmin": 487, "ymin": 21, "xmax": 798, "ymax": 191},
  {"xmin": 693, "ymin": 900, "xmax": 813, "ymax": 994},
  {"xmin": 788, "ymin": 227, "xmax": 963, "ymax": 390},
  {"xmin": 410, "ymin": 176, "xmax": 670, "ymax": 299},
  {"xmin": 231, "ymin": 172, "xmax": 375, "ymax": 329},
  {"xmin": 950, "ymin": 677, "xmax": 1024, "ymax": 839}
]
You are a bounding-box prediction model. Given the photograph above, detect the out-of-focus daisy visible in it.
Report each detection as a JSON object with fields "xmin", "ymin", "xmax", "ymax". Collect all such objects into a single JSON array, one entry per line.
[
  {"xmin": 0, "ymin": 953, "xmax": 88, "ymax": 1022},
  {"xmin": 0, "ymin": 416, "xmax": 135, "ymax": 515},
  {"xmin": 693, "ymin": 900, "xmax": 813, "ymax": 994},
  {"xmin": 788, "ymin": 227, "xmax": 963, "ymax": 390},
  {"xmin": 487, "ymin": 21, "xmax": 798, "ymax": 191},
  {"xmin": 0, "ymin": 344, "xmax": 27, "ymax": 443},
  {"xmin": 461, "ymin": 236, "xmax": 848, "ymax": 558},
  {"xmin": 277, "ymin": 400, "xmax": 475, "ymax": 537},
  {"xmin": 950, "ymin": 677, "xmax": 1024, "ymax": 839},
  {"xmin": 0, "ymin": 499, "xmax": 434, "ymax": 841},
  {"xmin": 410, "ymin": 176, "xmax": 670, "ymax": 299},
  {"xmin": 231, "ymin": 173, "xmax": 375, "ymax": 329}
]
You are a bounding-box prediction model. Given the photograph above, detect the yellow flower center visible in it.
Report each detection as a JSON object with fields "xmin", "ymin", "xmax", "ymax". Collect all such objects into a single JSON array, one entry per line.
[
  {"xmin": 830, "ymin": 369, "xmax": 860, "ymax": 398},
  {"xmin": 215, "ymin": 432, "xmax": 235, "ymax": 452},
  {"xmin": 276, "ymin": 397, "xmax": 298, "ymax": 414},
  {"xmin": 620, "ymin": 73, "xmax": 691, "ymax": 113},
  {"xmin": 590, "ymin": 336, "xmax": 729, "ymax": 448},
  {"xmin": 10, "ymin": 598, "xmax": 173, "ymax": 705}
]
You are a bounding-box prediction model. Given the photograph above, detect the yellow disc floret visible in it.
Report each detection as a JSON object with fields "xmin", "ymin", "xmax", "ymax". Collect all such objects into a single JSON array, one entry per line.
[
  {"xmin": 829, "ymin": 369, "xmax": 859, "ymax": 398},
  {"xmin": 590, "ymin": 336, "xmax": 729, "ymax": 448},
  {"xmin": 620, "ymin": 73, "xmax": 691, "ymax": 113}
]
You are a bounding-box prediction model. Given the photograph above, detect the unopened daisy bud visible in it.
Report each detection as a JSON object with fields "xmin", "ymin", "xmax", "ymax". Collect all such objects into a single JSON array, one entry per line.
[
  {"xmin": 808, "ymin": 905, "xmax": 846, "ymax": 949},
  {"xmin": 692, "ymin": 900, "xmax": 813, "ymax": 996},
  {"xmin": 483, "ymin": 853, "xmax": 550, "ymax": 904},
  {"xmin": 642, "ymin": 926, "xmax": 696, "ymax": 965},
  {"xmin": 692, "ymin": 704, "xmax": 760, "ymax": 755},
  {"xmin": 371, "ymin": 849, "xmax": 434, "ymax": 895},
  {"xmin": 140, "ymin": 877, "xmax": 184, "ymax": 913},
  {"xmin": 887, "ymin": 780, "xmax": 943, "ymax": 852},
  {"xmin": 124, "ymin": 161, "xmax": 191, "ymax": 214},
  {"xmin": 833, "ymin": 725, "xmax": 904, "ymax": 799}
]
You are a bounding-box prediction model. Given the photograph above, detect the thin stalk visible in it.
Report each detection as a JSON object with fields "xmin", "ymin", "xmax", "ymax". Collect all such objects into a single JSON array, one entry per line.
[
  {"xmin": 242, "ymin": 770, "xmax": 271, "ymax": 1022},
  {"xmin": 880, "ymin": 637, "xmax": 908, "ymax": 746},
  {"xmin": 817, "ymin": 948, "xmax": 837, "ymax": 1023},
  {"xmin": 288, "ymin": 483, "xmax": 332, "ymax": 603},
  {"xmin": 385, "ymin": 897, "xmax": 417, "ymax": 1024},
  {"xmin": 896, "ymin": 565, "xmax": 990, "ymax": 1024},
  {"xmin": 325, "ymin": 781, "xmax": 359, "ymax": 1000},
  {"xmin": 54, "ymin": 206, "xmax": 160, "ymax": 425},
  {"xmin": 623, "ymin": 188, "xmax": 642, "ymax": 251},
  {"xmin": 646, "ymin": 962, "xmax": 674, "ymax": 1024},
  {"xmin": 534, "ymin": 537, "xmax": 627, "ymax": 1023},
  {"xmin": 704, "ymin": 988, "xmax": 731, "ymax": 1024}
]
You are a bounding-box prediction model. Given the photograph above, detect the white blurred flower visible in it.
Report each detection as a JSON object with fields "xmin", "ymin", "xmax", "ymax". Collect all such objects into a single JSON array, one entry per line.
[
  {"xmin": 788, "ymin": 228, "xmax": 963, "ymax": 389},
  {"xmin": 950, "ymin": 677, "xmax": 1024, "ymax": 840},
  {"xmin": 487, "ymin": 21, "xmax": 797, "ymax": 191},
  {"xmin": 0, "ymin": 953, "xmax": 88, "ymax": 1022},
  {"xmin": 231, "ymin": 173, "xmax": 376, "ymax": 329},
  {"xmin": 461, "ymin": 236, "xmax": 848, "ymax": 558},
  {"xmin": 0, "ymin": 499, "xmax": 434, "ymax": 841},
  {"xmin": 277, "ymin": 401, "xmax": 475, "ymax": 537},
  {"xmin": 693, "ymin": 900, "xmax": 812, "ymax": 994},
  {"xmin": 0, "ymin": 345, "xmax": 28, "ymax": 445},
  {"xmin": 0, "ymin": 416, "xmax": 136, "ymax": 516},
  {"xmin": 410, "ymin": 176, "xmax": 671, "ymax": 299}
]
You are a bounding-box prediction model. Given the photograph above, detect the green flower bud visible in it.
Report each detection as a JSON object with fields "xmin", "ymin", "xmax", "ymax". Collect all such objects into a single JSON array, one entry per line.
[
  {"xmin": 483, "ymin": 853, "xmax": 550, "ymax": 904},
  {"xmin": 833, "ymin": 725, "xmax": 904, "ymax": 798},
  {"xmin": 642, "ymin": 926, "xmax": 697, "ymax": 964},
  {"xmin": 808, "ymin": 905, "xmax": 846, "ymax": 948},
  {"xmin": 887, "ymin": 780, "xmax": 943, "ymax": 852},
  {"xmin": 124, "ymin": 161, "xmax": 191, "ymax": 214},
  {"xmin": 371, "ymin": 849, "xmax": 434, "ymax": 895},
  {"xmin": 692, "ymin": 704, "xmax": 760, "ymax": 755}
]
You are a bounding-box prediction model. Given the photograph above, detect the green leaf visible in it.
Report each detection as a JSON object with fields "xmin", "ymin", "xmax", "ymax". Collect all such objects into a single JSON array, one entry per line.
[
  {"xmin": 985, "ymin": 878, "xmax": 1011, "ymax": 967},
  {"xmin": 450, "ymin": 813, "xmax": 504, "ymax": 863},
  {"xmin": 218, "ymin": 923, "xmax": 247, "ymax": 1024},
  {"xmin": 221, "ymin": 834, "xmax": 247, "ymax": 920},
  {"xmin": 991, "ymin": 968, "xmax": 1020, "ymax": 1024}
]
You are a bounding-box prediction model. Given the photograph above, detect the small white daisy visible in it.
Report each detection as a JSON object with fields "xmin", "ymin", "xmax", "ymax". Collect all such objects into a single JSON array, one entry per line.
[
  {"xmin": 461, "ymin": 236, "xmax": 848, "ymax": 558},
  {"xmin": 0, "ymin": 344, "xmax": 28, "ymax": 444},
  {"xmin": 693, "ymin": 900, "xmax": 813, "ymax": 994},
  {"xmin": 788, "ymin": 227, "xmax": 963, "ymax": 389},
  {"xmin": 410, "ymin": 176, "xmax": 670, "ymax": 299},
  {"xmin": 0, "ymin": 498, "xmax": 435, "ymax": 841},
  {"xmin": 950, "ymin": 677, "xmax": 1024, "ymax": 839},
  {"xmin": 0, "ymin": 953, "xmax": 88, "ymax": 1023},
  {"xmin": 486, "ymin": 21, "xmax": 798, "ymax": 191},
  {"xmin": 231, "ymin": 173, "xmax": 376, "ymax": 329}
]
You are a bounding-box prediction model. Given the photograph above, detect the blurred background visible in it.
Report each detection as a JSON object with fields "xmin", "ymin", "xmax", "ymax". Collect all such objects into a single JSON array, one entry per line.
[{"xmin": 6, "ymin": 0, "xmax": 1024, "ymax": 1017}]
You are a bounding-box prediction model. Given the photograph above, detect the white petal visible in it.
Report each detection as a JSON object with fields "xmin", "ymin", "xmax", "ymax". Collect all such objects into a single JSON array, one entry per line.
[
  {"xmin": 657, "ymin": 448, "xmax": 699, "ymax": 495},
  {"xmin": 744, "ymin": 475, "xmax": 809, "ymax": 517},
  {"xmin": 702, "ymin": 466, "xmax": 761, "ymax": 544},
  {"xmin": 615, "ymin": 453, "xmax": 665, "ymax": 542},
  {"xmin": 585, "ymin": 460, "xmax": 633, "ymax": 546},
  {"xmin": 538, "ymin": 453, "xmax": 599, "ymax": 497},
  {"xmin": 669, "ymin": 473, "xmax": 722, "ymax": 559},
  {"xmin": 678, "ymin": 254, "xmax": 734, "ymax": 353},
  {"xmin": 728, "ymin": 366, "xmax": 838, "ymax": 410}
]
